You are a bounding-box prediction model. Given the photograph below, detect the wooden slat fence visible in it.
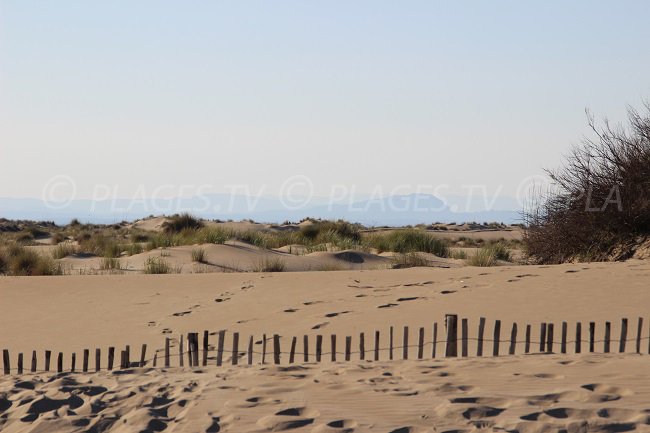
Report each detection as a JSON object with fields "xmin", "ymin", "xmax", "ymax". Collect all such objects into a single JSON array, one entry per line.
[{"xmin": 3, "ymin": 314, "xmax": 650, "ymax": 375}]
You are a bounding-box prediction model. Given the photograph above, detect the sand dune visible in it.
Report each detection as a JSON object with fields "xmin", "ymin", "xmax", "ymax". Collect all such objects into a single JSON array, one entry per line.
[{"xmin": 2, "ymin": 260, "xmax": 650, "ymax": 431}]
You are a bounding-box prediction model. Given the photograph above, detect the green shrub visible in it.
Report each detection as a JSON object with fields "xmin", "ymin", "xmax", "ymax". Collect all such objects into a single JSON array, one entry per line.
[
  {"xmin": 143, "ymin": 256, "xmax": 177, "ymax": 274},
  {"xmin": 391, "ymin": 252, "xmax": 429, "ymax": 268},
  {"xmin": 253, "ymin": 257, "xmax": 286, "ymax": 272},
  {"xmin": 191, "ymin": 248, "xmax": 206, "ymax": 263},
  {"xmin": 99, "ymin": 257, "xmax": 121, "ymax": 270},
  {"xmin": 52, "ymin": 242, "xmax": 77, "ymax": 259},
  {"xmin": 162, "ymin": 213, "xmax": 204, "ymax": 234},
  {"xmin": 466, "ymin": 248, "xmax": 497, "ymax": 267},
  {"xmin": 366, "ymin": 229, "xmax": 449, "ymax": 257},
  {"xmin": 5, "ymin": 245, "xmax": 62, "ymax": 275}
]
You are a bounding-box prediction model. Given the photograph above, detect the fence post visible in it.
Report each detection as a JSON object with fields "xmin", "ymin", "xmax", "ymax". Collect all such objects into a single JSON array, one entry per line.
[
  {"xmin": 493, "ymin": 320, "xmax": 501, "ymax": 356},
  {"xmin": 140, "ymin": 344, "xmax": 147, "ymax": 367},
  {"xmin": 82, "ymin": 349, "xmax": 88, "ymax": 372},
  {"xmin": 46, "ymin": 350, "xmax": 52, "ymax": 372},
  {"xmin": 445, "ymin": 314, "xmax": 458, "ymax": 357},
  {"xmin": 546, "ymin": 324, "xmax": 554, "ymax": 353},
  {"xmin": 509, "ymin": 323, "xmax": 517, "ymax": 355},
  {"xmin": 3, "ymin": 350, "xmax": 10, "ymax": 375},
  {"xmin": 95, "ymin": 348, "xmax": 101, "ymax": 372},
  {"xmin": 179, "ymin": 335, "xmax": 184, "ymax": 367},
  {"xmin": 561, "ymin": 322, "xmax": 567, "ymax": 354},
  {"xmin": 619, "ymin": 318, "xmax": 628, "ymax": 353},
  {"xmin": 575, "ymin": 323, "xmax": 582, "ymax": 354},
  {"xmin": 57, "ymin": 352, "xmax": 63, "ymax": 373},
  {"xmin": 345, "ymin": 336, "xmax": 351, "ymax": 361},
  {"xmin": 360, "ymin": 332, "xmax": 365, "ymax": 360},
  {"xmin": 432, "ymin": 323, "xmax": 438, "ymax": 358},
  {"xmin": 604, "ymin": 321, "xmax": 611, "ymax": 353},
  {"xmin": 290, "ymin": 336, "xmax": 297, "ymax": 364},
  {"xmin": 477, "ymin": 317, "xmax": 486, "ymax": 356},
  {"xmin": 71, "ymin": 353, "xmax": 76, "ymax": 372},
  {"xmin": 636, "ymin": 317, "xmax": 643, "ymax": 354},
  {"xmin": 202, "ymin": 330, "xmax": 209, "ymax": 367},
  {"xmin": 374, "ymin": 331, "xmax": 380, "ymax": 361},
  {"xmin": 272, "ymin": 334, "xmax": 280, "ymax": 365},
  {"xmin": 31, "ymin": 351, "xmax": 37, "ymax": 373},
  {"xmin": 153, "ymin": 352, "xmax": 157, "ymax": 367},
  {"xmin": 192, "ymin": 334, "xmax": 199, "ymax": 367},
  {"xmin": 232, "ymin": 332, "xmax": 239, "ymax": 365},
  {"xmin": 539, "ymin": 323, "xmax": 547, "ymax": 352},
  {"xmin": 525, "ymin": 324, "xmax": 531, "ymax": 354},
  {"xmin": 316, "ymin": 335, "xmax": 323, "ymax": 362},
  {"xmin": 217, "ymin": 331, "xmax": 225, "ymax": 366},
  {"xmin": 589, "ymin": 322, "xmax": 595, "ymax": 352},
  {"xmin": 403, "ymin": 326, "xmax": 409, "ymax": 360},
  {"xmin": 331, "ymin": 335, "xmax": 337, "ymax": 362},
  {"xmin": 418, "ymin": 327, "xmax": 424, "ymax": 359},
  {"xmin": 304, "ymin": 335, "xmax": 309, "ymax": 362},
  {"xmin": 17, "ymin": 353, "xmax": 23, "ymax": 374},
  {"xmin": 187, "ymin": 334, "xmax": 193, "ymax": 366},
  {"xmin": 389, "ymin": 326, "xmax": 394, "ymax": 360},
  {"xmin": 125, "ymin": 345, "xmax": 131, "ymax": 367},
  {"xmin": 164, "ymin": 339, "xmax": 170, "ymax": 368},
  {"xmin": 248, "ymin": 336, "xmax": 254, "ymax": 365},
  {"xmin": 289, "ymin": 336, "xmax": 297, "ymax": 364},
  {"xmin": 461, "ymin": 319, "xmax": 468, "ymax": 357},
  {"xmin": 108, "ymin": 347, "xmax": 115, "ymax": 370}
]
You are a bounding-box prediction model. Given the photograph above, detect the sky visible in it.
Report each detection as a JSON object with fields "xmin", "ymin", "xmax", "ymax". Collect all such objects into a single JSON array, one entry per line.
[{"xmin": 1, "ymin": 1, "xmax": 649, "ymax": 205}]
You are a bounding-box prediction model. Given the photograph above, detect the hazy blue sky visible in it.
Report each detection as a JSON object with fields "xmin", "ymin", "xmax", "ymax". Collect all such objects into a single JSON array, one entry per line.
[{"xmin": 1, "ymin": 1, "xmax": 649, "ymax": 202}]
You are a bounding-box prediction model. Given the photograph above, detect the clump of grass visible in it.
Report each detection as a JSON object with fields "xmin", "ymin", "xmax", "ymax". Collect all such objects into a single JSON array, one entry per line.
[
  {"xmin": 466, "ymin": 248, "xmax": 497, "ymax": 267},
  {"xmin": 191, "ymin": 248, "xmax": 207, "ymax": 263},
  {"xmin": 99, "ymin": 257, "xmax": 122, "ymax": 270},
  {"xmin": 162, "ymin": 213, "xmax": 204, "ymax": 234},
  {"xmin": 366, "ymin": 229, "xmax": 449, "ymax": 257},
  {"xmin": 253, "ymin": 257, "xmax": 286, "ymax": 272},
  {"xmin": 52, "ymin": 242, "xmax": 77, "ymax": 259},
  {"xmin": 2, "ymin": 244, "xmax": 63, "ymax": 275},
  {"xmin": 391, "ymin": 252, "xmax": 430, "ymax": 268},
  {"xmin": 450, "ymin": 249, "xmax": 468, "ymax": 260},
  {"xmin": 142, "ymin": 256, "xmax": 177, "ymax": 274},
  {"xmin": 51, "ymin": 232, "xmax": 66, "ymax": 244},
  {"xmin": 465, "ymin": 242, "xmax": 511, "ymax": 267},
  {"xmin": 125, "ymin": 243, "xmax": 143, "ymax": 256}
]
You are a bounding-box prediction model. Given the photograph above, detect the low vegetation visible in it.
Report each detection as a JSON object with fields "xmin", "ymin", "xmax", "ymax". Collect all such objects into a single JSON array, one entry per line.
[
  {"xmin": 0, "ymin": 244, "xmax": 62, "ymax": 276},
  {"xmin": 253, "ymin": 257, "xmax": 286, "ymax": 272},
  {"xmin": 143, "ymin": 256, "xmax": 179, "ymax": 274},
  {"xmin": 524, "ymin": 103, "xmax": 650, "ymax": 263},
  {"xmin": 191, "ymin": 248, "xmax": 207, "ymax": 263},
  {"xmin": 466, "ymin": 242, "xmax": 511, "ymax": 267}
]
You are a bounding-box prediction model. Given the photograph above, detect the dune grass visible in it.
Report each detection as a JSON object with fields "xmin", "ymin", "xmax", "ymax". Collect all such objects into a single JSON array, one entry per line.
[
  {"xmin": 0, "ymin": 244, "xmax": 62, "ymax": 276},
  {"xmin": 365, "ymin": 229, "xmax": 449, "ymax": 257},
  {"xmin": 253, "ymin": 257, "xmax": 286, "ymax": 272},
  {"xmin": 99, "ymin": 257, "xmax": 122, "ymax": 271},
  {"xmin": 391, "ymin": 252, "xmax": 430, "ymax": 268},
  {"xmin": 142, "ymin": 256, "xmax": 179, "ymax": 274},
  {"xmin": 51, "ymin": 242, "xmax": 77, "ymax": 259},
  {"xmin": 191, "ymin": 248, "xmax": 207, "ymax": 263},
  {"xmin": 466, "ymin": 242, "xmax": 511, "ymax": 267}
]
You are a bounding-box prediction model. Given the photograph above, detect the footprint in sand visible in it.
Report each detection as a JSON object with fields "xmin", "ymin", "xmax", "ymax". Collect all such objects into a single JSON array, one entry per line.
[
  {"xmin": 173, "ymin": 311, "xmax": 191, "ymax": 317},
  {"xmin": 440, "ymin": 290, "xmax": 456, "ymax": 295},
  {"xmin": 284, "ymin": 308, "xmax": 298, "ymax": 313},
  {"xmin": 312, "ymin": 322, "xmax": 329, "ymax": 330},
  {"xmin": 325, "ymin": 311, "xmax": 350, "ymax": 318},
  {"xmin": 378, "ymin": 303, "xmax": 398, "ymax": 309},
  {"xmin": 397, "ymin": 297, "xmax": 421, "ymax": 302},
  {"xmin": 215, "ymin": 298, "xmax": 231, "ymax": 303},
  {"xmin": 257, "ymin": 407, "xmax": 319, "ymax": 431}
]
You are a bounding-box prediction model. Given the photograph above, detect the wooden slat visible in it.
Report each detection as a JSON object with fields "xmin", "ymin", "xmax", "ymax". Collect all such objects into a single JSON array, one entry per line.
[
  {"xmin": 402, "ymin": 326, "xmax": 409, "ymax": 360},
  {"xmin": 217, "ymin": 331, "xmax": 225, "ymax": 366},
  {"xmin": 232, "ymin": 332, "xmax": 239, "ymax": 365},
  {"xmin": 461, "ymin": 319, "xmax": 468, "ymax": 357},
  {"xmin": 331, "ymin": 334, "xmax": 337, "ymax": 362},
  {"xmin": 575, "ymin": 323, "xmax": 582, "ymax": 354},
  {"xmin": 636, "ymin": 317, "xmax": 643, "ymax": 354},
  {"xmin": 179, "ymin": 335, "xmax": 184, "ymax": 367},
  {"xmin": 604, "ymin": 321, "xmax": 611, "ymax": 353},
  {"xmin": 360, "ymin": 332, "xmax": 365, "ymax": 360},
  {"xmin": 165, "ymin": 338, "xmax": 170, "ymax": 368},
  {"xmin": 248, "ymin": 336, "xmax": 254, "ymax": 365},
  {"xmin": 389, "ymin": 326, "xmax": 394, "ymax": 360},
  {"xmin": 619, "ymin": 318, "xmax": 628, "ymax": 353},
  {"xmin": 589, "ymin": 322, "xmax": 595, "ymax": 352},
  {"xmin": 82, "ymin": 349, "xmax": 88, "ymax": 372},
  {"xmin": 273, "ymin": 334, "xmax": 280, "ymax": 365},
  {"xmin": 71, "ymin": 353, "xmax": 76, "ymax": 372},
  {"xmin": 539, "ymin": 323, "xmax": 547, "ymax": 352},
  {"xmin": 31, "ymin": 351, "xmax": 37, "ymax": 373},
  {"xmin": 509, "ymin": 323, "xmax": 517, "ymax": 355},
  {"xmin": 547, "ymin": 324, "xmax": 554, "ymax": 353},
  {"xmin": 432, "ymin": 323, "xmax": 438, "ymax": 358},
  {"xmin": 316, "ymin": 335, "xmax": 323, "ymax": 362},
  {"xmin": 493, "ymin": 320, "xmax": 501, "ymax": 357},
  {"xmin": 17, "ymin": 353, "xmax": 23, "ymax": 374},
  {"xmin": 561, "ymin": 322, "xmax": 568, "ymax": 354},
  {"xmin": 345, "ymin": 336, "xmax": 351, "ymax": 361},
  {"xmin": 303, "ymin": 335, "xmax": 309, "ymax": 362},
  {"xmin": 95, "ymin": 348, "xmax": 101, "ymax": 372},
  {"xmin": 525, "ymin": 324, "xmax": 531, "ymax": 353},
  {"xmin": 108, "ymin": 347, "xmax": 115, "ymax": 370},
  {"xmin": 445, "ymin": 314, "xmax": 458, "ymax": 357},
  {"xmin": 57, "ymin": 352, "xmax": 63, "ymax": 373},
  {"xmin": 202, "ymin": 330, "xmax": 209, "ymax": 367},
  {"xmin": 290, "ymin": 336, "xmax": 297, "ymax": 364},
  {"xmin": 140, "ymin": 344, "xmax": 147, "ymax": 367},
  {"xmin": 46, "ymin": 350, "xmax": 52, "ymax": 372},
  {"xmin": 477, "ymin": 317, "xmax": 486, "ymax": 356},
  {"xmin": 3, "ymin": 350, "xmax": 10, "ymax": 375},
  {"xmin": 374, "ymin": 331, "xmax": 380, "ymax": 361},
  {"xmin": 418, "ymin": 327, "xmax": 424, "ymax": 359}
]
